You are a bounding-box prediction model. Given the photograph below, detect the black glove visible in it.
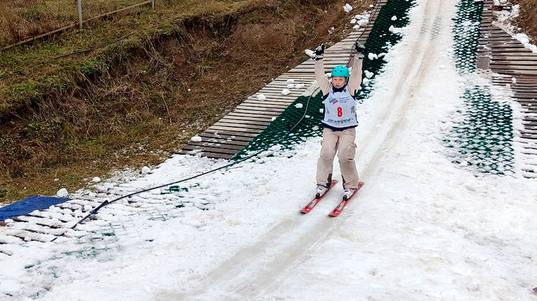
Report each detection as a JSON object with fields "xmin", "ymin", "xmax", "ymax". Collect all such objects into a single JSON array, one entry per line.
[
  {"xmin": 314, "ymin": 44, "xmax": 325, "ymax": 60},
  {"xmin": 353, "ymin": 41, "xmax": 366, "ymax": 58}
]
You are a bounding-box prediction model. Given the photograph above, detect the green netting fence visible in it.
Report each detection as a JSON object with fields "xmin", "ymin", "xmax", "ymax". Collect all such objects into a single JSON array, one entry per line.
[
  {"xmin": 443, "ymin": 0, "xmax": 514, "ymax": 175},
  {"xmin": 233, "ymin": 0, "xmax": 416, "ymax": 160}
]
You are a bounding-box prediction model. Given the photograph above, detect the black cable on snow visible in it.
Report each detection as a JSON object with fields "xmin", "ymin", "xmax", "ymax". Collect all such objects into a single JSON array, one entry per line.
[{"xmin": 51, "ymin": 0, "xmax": 381, "ymax": 242}]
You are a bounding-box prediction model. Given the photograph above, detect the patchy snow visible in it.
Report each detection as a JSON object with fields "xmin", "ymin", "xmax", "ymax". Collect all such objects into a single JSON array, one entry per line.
[
  {"xmin": 389, "ymin": 25, "xmax": 403, "ymax": 34},
  {"xmin": 343, "ymin": 3, "xmax": 353, "ymax": 13},
  {"xmin": 256, "ymin": 93, "xmax": 266, "ymax": 101},
  {"xmin": 368, "ymin": 52, "xmax": 379, "ymax": 60},
  {"xmin": 514, "ymin": 33, "xmax": 537, "ymax": 53},
  {"xmin": 281, "ymin": 88, "xmax": 291, "ymax": 95},
  {"xmin": 91, "ymin": 177, "xmax": 101, "ymax": 183},
  {"xmin": 294, "ymin": 103, "xmax": 304, "ymax": 109},
  {"xmin": 1, "ymin": 0, "xmax": 537, "ymax": 300},
  {"xmin": 190, "ymin": 136, "xmax": 202, "ymax": 143},
  {"xmin": 352, "ymin": 11, "xmax": 371, "ymax": 29},
  {"xmin": 56, "ymin": 188, "xmax": 68, "ymax": 198},
  {"xmin": 493, "ymin": 4, "xmax": 537, "ymax": 53}
]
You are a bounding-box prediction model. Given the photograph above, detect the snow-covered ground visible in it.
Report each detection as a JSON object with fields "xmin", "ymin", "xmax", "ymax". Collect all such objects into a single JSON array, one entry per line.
[{"xmin": 1, "ymin": 0, "xmax": 537, "ymax": 300}]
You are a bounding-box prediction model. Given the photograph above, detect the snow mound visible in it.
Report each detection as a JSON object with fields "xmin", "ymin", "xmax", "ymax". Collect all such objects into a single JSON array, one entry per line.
[
  {"xmin": 56, "ymin": 188, "xmax": 68, "ymax": 198},
  {"xmin": 190, "ymin": 136, "xmax": 203, "ymax": 142}
]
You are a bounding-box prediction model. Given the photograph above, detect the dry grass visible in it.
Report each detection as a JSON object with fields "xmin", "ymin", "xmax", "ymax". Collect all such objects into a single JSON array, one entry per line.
[
  {"xmin": 513, "ymin": 0, "xmax": 537, "ymax": 40},
  {"xmin": 0, "ymin": 0, "xmax": 145, "ymax": 47},
  {"xmin": 0, "ymin": 0, "xmax": 373, "ymax": 203}
]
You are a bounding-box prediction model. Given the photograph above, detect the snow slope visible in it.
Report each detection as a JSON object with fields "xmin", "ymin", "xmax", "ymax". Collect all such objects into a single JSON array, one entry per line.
[{"xmin": 1, "ymin": 0, "xmax": 536, "ymax": 300}]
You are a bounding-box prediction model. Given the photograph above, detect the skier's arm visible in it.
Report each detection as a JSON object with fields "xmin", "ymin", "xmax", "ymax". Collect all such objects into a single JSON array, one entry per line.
[
  {"xmin": 312, "ymin": 44, "xmax": 330, "ymax": 96},
  {"xmin": 315, "ymin": 58, "xmax": 330, "ymax": 96},
  {"xmin": 348, "ymin": 56, "xmax": 363, "ymax": 95},
  {"xmin": 348, "ymin": 41, "xmax": 366, "ymax": 95}
]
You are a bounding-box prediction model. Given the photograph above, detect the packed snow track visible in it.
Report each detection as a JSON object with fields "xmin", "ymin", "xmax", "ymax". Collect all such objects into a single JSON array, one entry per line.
[{"xmin": 2, "ymin": 0, "xmax": 537, "ymax": 300}]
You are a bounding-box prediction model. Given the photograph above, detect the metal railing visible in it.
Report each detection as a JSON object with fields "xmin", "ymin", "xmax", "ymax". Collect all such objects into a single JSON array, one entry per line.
[{"xmin": 1, "ymin": 0, "xmax": 155, "ymax": 51}]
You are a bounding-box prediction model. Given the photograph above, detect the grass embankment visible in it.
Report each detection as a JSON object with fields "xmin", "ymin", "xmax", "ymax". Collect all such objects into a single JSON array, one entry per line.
[
  {"xmin": 513, "ymin": 0, "xmax": 537, "ymax": 40},
  {"xmin": 0, "ymin": 0, "xmax": 373, "ymax": 202},
  {"xmin": 0, "ymin": 0, "xmax": 143, "ymax": 47}
]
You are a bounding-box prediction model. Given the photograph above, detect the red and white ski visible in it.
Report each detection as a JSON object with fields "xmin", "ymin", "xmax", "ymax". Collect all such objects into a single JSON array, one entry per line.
[
  {"xmin": 328, "ymin": 181, "xmax": 365, "ymax": 217},
  {"xmin": 300, "ymin": 180, "xmax": 337, "ymax": 214}
]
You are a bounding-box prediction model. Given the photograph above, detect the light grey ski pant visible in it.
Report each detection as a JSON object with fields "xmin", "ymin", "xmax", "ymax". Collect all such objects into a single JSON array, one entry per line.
[{"xmin": 316, "ymin": 127, "xmax": 359, "ymax": 189}]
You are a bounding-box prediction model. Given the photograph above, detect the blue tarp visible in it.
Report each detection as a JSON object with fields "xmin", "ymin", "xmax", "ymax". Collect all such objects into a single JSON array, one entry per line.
[{"xmin": 0, "ymin": 196, "xmax": 69, "ymax": 221}]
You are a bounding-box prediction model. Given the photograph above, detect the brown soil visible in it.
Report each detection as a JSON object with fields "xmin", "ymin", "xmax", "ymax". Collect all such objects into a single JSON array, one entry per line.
[
  {"xmin": 0, "ymin": 0, "xmax": 372, "ymax": 203},
  {"xmin": 512, "ymin": 0, "xmax": 537, "ymax": 40}
]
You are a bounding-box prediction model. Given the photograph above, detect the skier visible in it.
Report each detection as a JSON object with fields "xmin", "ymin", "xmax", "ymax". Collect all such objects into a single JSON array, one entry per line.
[{"xmin": 312, "ymin": 41, "xmax": 365, "ymax": 200}]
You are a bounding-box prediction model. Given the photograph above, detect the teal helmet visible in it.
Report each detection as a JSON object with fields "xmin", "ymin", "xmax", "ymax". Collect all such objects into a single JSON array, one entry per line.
[{"xmin": 331, "ymin": 65, "xmax": 350, "ymax": 77}]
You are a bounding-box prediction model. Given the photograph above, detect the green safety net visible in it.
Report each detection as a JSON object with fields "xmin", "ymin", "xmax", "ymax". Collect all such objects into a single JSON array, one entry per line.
[
  {"xmin": 233, "ymin": 0, "xmax": 416, "ymax": 160},
  {"xmin": 443, "ymin": 0, "xmax": 514, "ymax": 175}
]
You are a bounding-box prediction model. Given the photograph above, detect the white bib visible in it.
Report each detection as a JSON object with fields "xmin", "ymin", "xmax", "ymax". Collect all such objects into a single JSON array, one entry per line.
[{"xmin": 322, "ymin": 86, "xmax": 358, "ymax": 128}]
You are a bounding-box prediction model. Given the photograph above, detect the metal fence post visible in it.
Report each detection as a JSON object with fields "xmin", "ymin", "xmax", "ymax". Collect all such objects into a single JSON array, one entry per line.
[{"xmin": 77, "ymin": 0, "xmax": 83, "ymax": 29}]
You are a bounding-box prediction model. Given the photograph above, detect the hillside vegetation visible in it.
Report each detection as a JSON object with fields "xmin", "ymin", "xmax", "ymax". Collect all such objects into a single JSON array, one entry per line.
[
  {"xmin": 513, "ymin": 0, "xmax": 537, "ymax": 40},
  {"xmin": 0, "ymin": 0, "xmax": 371, "ymax": 202}
]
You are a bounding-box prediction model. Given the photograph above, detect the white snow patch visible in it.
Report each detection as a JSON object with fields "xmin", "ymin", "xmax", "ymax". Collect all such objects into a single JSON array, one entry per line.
[
  {"xmin": 256, "ymin": 93, "xmax": 266, "ymax": 101},
  {"xmin": 190, "ymin": 136, "xmax": 202, "ymax": 143},
  {"xmin": 56, "ymin": 188, "xmax": 68, "ymax": 198},
  {"xmin": 281, "ymin": 89, "xmax": 291, "ymax": 96},
  {"xmin": 514, "ymin": 33, "xmax": 537, "ymax": 53}
]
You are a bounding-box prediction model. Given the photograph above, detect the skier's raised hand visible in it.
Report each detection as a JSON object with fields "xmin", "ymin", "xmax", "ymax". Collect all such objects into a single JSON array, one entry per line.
[
  {"xmin": 314, "ymin": 44, "xmax": 325, "ymax": 60},
  {"xmin": 353, "ymin": 41, "xmax": 365, "ymax": 58},
  {"xmin": 305, "ymin": 44, "xmax": 325, "ymax": 60}
]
